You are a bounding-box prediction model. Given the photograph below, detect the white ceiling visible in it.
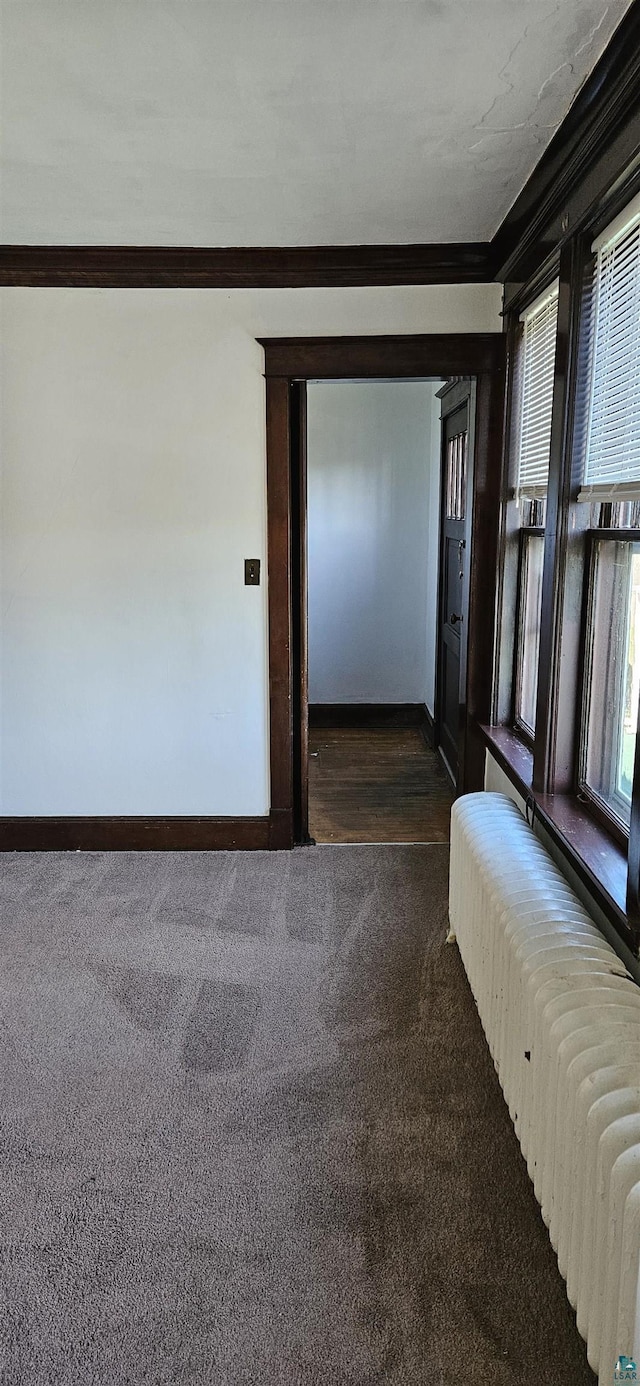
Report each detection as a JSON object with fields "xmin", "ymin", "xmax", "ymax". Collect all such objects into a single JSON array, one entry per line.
[{"xmin": 0, "ymin": 0, "xmax": 633, "ymax": 247}]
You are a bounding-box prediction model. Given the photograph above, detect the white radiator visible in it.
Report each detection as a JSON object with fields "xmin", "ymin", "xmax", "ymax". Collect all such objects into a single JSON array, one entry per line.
[{"xmin": 449, "ymin": 792, "xmax": 640, "ymax": 1384}]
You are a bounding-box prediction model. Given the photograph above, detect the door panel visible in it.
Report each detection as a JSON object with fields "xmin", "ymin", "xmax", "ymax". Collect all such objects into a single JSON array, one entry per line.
[
  {"xmin": 440, "ymin": 639, "xmax": 461, "ymax": 774},
  {"xmin": 444, "ymin": 535, "xmax": 464, "ymax": 633}
]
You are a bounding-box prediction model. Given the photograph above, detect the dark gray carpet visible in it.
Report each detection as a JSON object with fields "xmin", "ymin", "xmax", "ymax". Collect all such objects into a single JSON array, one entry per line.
[{"xmin": 0, "ymin": 845, "xmax": 594, "ymax": 1385}]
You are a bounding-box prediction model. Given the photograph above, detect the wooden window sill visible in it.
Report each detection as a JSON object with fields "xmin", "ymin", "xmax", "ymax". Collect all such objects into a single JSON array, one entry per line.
[
  {"xmin": 479, "ymin": 723, "xmax": 634, "ymax": 952},
  {"xmin": 480, "ymin": 724, "xmax": 534, "ymax": 791}
]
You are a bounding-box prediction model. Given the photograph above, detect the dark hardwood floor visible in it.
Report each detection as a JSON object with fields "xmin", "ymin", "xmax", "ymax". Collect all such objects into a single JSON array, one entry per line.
[{"xmin": 308, "ymin": 726, "xmax": 453, "ymax": 844}]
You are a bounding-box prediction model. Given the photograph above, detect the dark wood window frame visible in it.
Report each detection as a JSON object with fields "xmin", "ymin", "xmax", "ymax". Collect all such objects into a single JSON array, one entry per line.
[
  {"xmin": 576, "ymin": 527, "xmax": 640, "ymax": 848},
  {"xmin": 260, "ymin": 334, "xmax": 506, "ymax": 849},
  {"xmin": 512, "ymin": 524, "xmax": 546, "ymax": 745},
  {"xmin": 489, "ymin": 173, "xmax": 640, "ymax": 959}
]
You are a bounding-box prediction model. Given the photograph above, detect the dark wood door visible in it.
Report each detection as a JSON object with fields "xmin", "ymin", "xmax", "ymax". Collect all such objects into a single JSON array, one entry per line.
[{"xmin": 437, "ymin": 396, "xmax": 471, "ymax": 785}]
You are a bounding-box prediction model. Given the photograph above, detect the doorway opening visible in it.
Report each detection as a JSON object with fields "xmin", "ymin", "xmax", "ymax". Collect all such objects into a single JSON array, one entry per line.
[
  {"xmin": 304, "ymin": 377, "xmax": 458, "ymax": 844},
  {"xmin": 260, "ymin": 334, "xmax": 506, "ymax": 850}
]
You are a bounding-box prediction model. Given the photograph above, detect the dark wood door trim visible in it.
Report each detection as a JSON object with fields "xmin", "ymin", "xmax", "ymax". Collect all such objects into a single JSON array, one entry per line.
[
  {"xmin": 291, "ymin": 382, "xmax": 309, "ymax": 844},
  {"xmin": 265, "ymin": 376, "xmax": 294, "ymax": 850},
  {"xmin": 264, "ymin": 335, "xmax": 506, "ymax": 846},
  {"xmin": 259, "ymin": 335, "xmax": 504, "ymax": 379},
  {"xmin": 435, "ymin": 388, "xmax": 473, "ymax": 789}
]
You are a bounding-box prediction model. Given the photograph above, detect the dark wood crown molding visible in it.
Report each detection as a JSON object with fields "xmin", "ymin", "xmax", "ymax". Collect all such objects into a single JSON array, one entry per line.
[
  {"xmin": 1, "ymin": 8, "xmax": 638, "ymax": 296},
  {"xmin": 0, "ymin": 242, "xmax": 494, "ymax": 288},
  {"xmin": 492, "ymin": 0, "xmax": 640, "ymax": 284}
]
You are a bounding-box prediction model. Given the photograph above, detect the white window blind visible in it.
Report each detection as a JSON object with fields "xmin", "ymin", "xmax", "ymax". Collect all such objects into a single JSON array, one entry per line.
[
  {"xmin": 578, "ymin": 192, "xmax": 640, "ymax": 503},
  {"xmin": 514, "ymin": 283, "xmax": 559, "ymax": 499}
]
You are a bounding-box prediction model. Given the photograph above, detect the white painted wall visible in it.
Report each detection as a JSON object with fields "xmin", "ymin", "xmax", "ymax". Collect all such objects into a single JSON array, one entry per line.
[
  {"xmin": 0, "ymin": 283, "xmax": 502, "ymax": 815},
  {"xmin": 307, "ymin": 380, "xmax": 440, "ymax": 706}
]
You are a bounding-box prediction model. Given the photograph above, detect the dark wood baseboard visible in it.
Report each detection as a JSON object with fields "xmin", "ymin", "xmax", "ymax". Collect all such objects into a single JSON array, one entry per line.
[
  {"xmin": 309, "ymin": 702, "xmax": 435, "ymax": 738},
  {"xmin": 0, "ymin": 815, "xmax": 270, "ymax": 852},
  {"xmin": 420, "ymin": 704, "xmax": 435, "ymax": 749}
]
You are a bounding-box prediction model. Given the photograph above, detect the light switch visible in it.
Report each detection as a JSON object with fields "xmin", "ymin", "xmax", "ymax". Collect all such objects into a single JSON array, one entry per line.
[{"xmin": 245, "ymin": 558, "xmax": 261, "ymax": 586}]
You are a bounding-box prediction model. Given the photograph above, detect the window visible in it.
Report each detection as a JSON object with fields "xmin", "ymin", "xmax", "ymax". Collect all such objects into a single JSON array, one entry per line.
[
  {"xmin": 491, "ymin": 181, "xmax": 640, "ymax": 955},
  {"xmin": 578, "ymin": 194, "xmax": 640, "ymax": 834},
  {"xmin": 511, "ymin": 283, "xmax": 559, "ymax": 737},
  {"xmin": 445, "ymin": 431, "xmax": 467, "ymax": 519},
  {"xmin": 581, "ymin": 538, "xmax": 640, "ymax": 831},
  {"xmin": 578, "ymin": 192, "xmax": 640, "ymax": 506},
  {"xmin": 513, "ymin": 284, "xmax": 559, "ymax": 501},
  {"xmin": 514, "ymin": 530, "xmax": 545, "ymax": 736}
]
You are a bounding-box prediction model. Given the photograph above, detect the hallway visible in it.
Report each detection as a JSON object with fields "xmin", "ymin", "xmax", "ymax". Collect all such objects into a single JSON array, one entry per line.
[
  {"xmin": 308, "ymin": 726, "xmax": 453, "ymax": 844},
  {"xmin": 0, "ymin": 844, "xmax": 594, "ymax": 1385}
]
